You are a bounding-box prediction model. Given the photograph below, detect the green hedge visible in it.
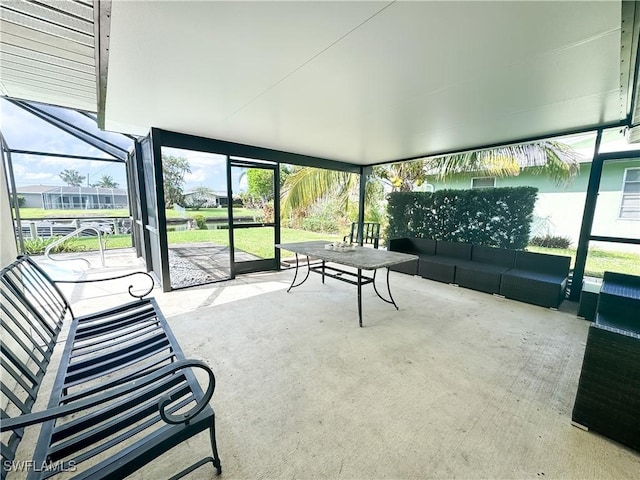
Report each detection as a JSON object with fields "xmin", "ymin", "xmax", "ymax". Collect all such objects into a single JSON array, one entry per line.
[{"xmin": 386, "ymin": 187, "xmax": 538, "ymax": 249}]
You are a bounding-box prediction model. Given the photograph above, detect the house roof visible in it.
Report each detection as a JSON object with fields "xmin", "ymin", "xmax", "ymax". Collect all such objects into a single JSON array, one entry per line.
[
  {"xmin": 1, "ymin": 1, "xmax": 639, "ymax": 166},
  {"xmin": 16, "ymin": 185, "xmax": 127, "ymax": 195}
]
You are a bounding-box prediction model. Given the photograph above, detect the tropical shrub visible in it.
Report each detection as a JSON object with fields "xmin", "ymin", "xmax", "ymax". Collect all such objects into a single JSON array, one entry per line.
[
  {"xmin": 23, "ymin": 236, "xmax": 87, "ymax": 255},
  {"xmin": 529, "ymin": 235, "xmax": 572, "ymax": 249},
  {"xmin": 193, "ymin": 214, "xmax": 207, "ymax": 230},
  {"xmin": 386, "ymin": 187, "xmax": 538, "ymax": 249}
]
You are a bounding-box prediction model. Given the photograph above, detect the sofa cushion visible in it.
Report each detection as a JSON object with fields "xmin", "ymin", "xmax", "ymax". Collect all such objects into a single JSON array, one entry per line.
[
  {"xmin": 418, "ymin": 257, "xmax": 457, "ymax": 283},
  {"xmin": 500, "ymin": 268, "xmax": 568, "ymax": 308},
  {"xmin": 455, "ymin": 262, "xmax": 512, "ymax": 294}
]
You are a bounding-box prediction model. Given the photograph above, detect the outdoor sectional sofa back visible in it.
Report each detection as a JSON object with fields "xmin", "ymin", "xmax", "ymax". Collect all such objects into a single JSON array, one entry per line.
[
  {"xmin": 596, "ymin": 271, "xmax": 640, "ymax": 331},
  {"xmin": 512, "ymin": 250, "xmax": 571, "ymax": 276},
  {"xmin": 471, "ymin": 244, "xmax": 516, "ymax": 267},
  {"xmin": 434, "ymin": 240, "xmax": 472, "ymax": 260},
  {"xmin": 388, "ymin": 237, "xmax": 435, "ymax": 275}
]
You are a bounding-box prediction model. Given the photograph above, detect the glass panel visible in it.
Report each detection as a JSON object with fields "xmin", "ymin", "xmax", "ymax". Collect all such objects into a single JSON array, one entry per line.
[
  {"xmin": 233, "ymin": 226, "xmax": 274, "ymax": 261},
  {"xmin": 0, "ymin": 98, "xmax": 120, "ymax": 158},
  {"xmin": 598, "ymin": 127, "xmax": 640, "ymax": 154},
  {"xmin": 584, "ymin": 241, "xmax": 640, "ymax": 280},
  {"xmin": 160, "ymin": 146, "xmax": 231, "ymax": 289},
  {"xmin": 625, "ymin": 168, "xmax": 640, "ymax": 182},
  {"xmin": 230, "ymin": 162, "xmax": 276, "ymax": 266},
  {"xmin": 471, "ymin": 177, "xmax": 496, "ymax": 188},
  {"xmin": 592, "ymin": 160, "xmax": 640, "ymax": 235},
  {"xmin": 232, "ymin": 164, "xmax": 274, "ymax": 226}
]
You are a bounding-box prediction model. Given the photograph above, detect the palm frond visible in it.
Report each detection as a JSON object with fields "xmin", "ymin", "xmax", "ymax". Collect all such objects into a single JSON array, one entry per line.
[
  {"xmin": 280, "ymin": 168, "xmax": 356, "ymax": 216},
  {"xmin": 426, "ymin": 140, "xmax": 581, "ymax": 185}
]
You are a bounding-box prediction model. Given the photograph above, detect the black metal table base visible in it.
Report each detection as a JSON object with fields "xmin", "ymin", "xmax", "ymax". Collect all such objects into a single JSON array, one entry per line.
[{"xmin": 286, "ymin": 254, "xmax": 399, "ymax": 327}]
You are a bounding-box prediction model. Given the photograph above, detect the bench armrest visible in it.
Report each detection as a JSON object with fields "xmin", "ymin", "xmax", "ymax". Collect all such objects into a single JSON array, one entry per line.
[
  {"xmin": 0, "ymin": 359, "xmax": 215, "ymax": 432},
  {"xmin": 53, "ymin": 271, "xmax": 155, "ymax": 299}
]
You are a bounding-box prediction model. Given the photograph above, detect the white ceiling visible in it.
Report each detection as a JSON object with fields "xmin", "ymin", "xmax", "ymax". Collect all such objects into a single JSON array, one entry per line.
[{"xmin": 1, "ymin": 1, "xmax": 637, "ymax": 166}]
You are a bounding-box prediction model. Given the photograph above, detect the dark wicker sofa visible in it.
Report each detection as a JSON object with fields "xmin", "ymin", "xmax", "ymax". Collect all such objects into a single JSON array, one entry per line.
[
  {"xmin": 388, "ymin": 237, "xmax": 435, "ymax": 275},
  {"xmin": 499, "ymin": 250, "xmax": 571, "ymax": 308},
  {"xmin": 571, "ymin": 271, "xmax": 640, "ymax": 452},
  {"xmin": 454, "ymin": 245, "xmax": 516, "ymax": 294},
  {"xmin": 388, "ymin": 237, "xmax": 571, "ymax": 308},
  {"xmin": 418, "ymin": 240, "xmax": 472, "ymax": 283}
]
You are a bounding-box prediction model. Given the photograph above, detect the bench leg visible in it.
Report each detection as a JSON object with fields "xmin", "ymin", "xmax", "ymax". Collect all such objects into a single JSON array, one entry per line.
[
  {"xmin": 168, "ymin": 416, "xmax": 222, "ymax": 479},
  {"xmin": 210, "ymin": 415, "xmax": 222, "ymax": 475}
]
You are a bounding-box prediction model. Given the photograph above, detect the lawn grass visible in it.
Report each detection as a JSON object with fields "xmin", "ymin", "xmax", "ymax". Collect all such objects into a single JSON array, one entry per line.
[
  {"xmin": 167, "ymin": 227, "xmax": 341, "ymax": 259},
  {"xmin": 64, "ymin": 230, "xmax": 640, "ymax": 278},
  {"xmin": 527, "ymin": 245, "xmax": 640, "ymax": 278},
  {"xmin": 71, "ymin": 227, "xmax": 341, "ymax": 259}
]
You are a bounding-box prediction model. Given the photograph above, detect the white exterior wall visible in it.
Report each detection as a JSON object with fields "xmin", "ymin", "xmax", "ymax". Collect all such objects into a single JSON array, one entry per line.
[{"xmin": 535, "ymin": 191, "xmax": 640, "ymax": 252}]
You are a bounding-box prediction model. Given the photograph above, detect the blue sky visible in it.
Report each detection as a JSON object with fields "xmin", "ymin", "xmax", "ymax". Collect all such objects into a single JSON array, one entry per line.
[
  {"xmin": 0, "ymin": 99, "xmax": 128, "ymax": 188},
  {"xmin": 0, "ymin": 98, "xmax": 239, "ymax": 193},
  {"xmin": 2, "ymin": 97, "xmax": 636, "ymax": 195}
]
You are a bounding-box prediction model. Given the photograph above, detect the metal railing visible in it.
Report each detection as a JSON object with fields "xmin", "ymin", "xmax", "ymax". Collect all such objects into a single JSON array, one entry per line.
[{"xmin": 44, "ymin": 225, "xmax": 108, "ymax": 268}]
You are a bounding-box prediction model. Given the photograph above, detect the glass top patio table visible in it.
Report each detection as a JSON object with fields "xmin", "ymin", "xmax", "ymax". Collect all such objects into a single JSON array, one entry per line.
[
  {"xmin": 276, "ymin": 241, "xmax": 417, "ymax": 270},
  {"xmin": 276, "ymin": 241, "xmax": 418, "ymax": 327}
]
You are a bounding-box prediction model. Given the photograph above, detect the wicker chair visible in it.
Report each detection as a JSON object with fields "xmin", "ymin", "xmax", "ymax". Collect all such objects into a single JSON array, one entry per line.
[{"xmin": 571, "ymin": 271, "xmax": 640, "ymax": 453}]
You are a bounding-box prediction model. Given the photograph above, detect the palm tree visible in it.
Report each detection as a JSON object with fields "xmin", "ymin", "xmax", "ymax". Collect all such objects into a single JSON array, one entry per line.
[
  {"xmin": 92, "ymin": 175, "xmax": 119, "ymax": 188},
  {"xmin": 374, "ymin": 140, "xmax": 581, "ymax": 193},
  {"xmin": 423, "ymin": 140, "xmax": 581, "ymax": 188},
  {"xmin": 280, "ymin": 167, "xmax": 358, "ymax": 216},
  {"xmin": 59, "ymin": 168, "xmax": 85, "ymax": 187},
  {"xmin": 280, "ymin": 140, "xmax": 582, "ymax": 221}
]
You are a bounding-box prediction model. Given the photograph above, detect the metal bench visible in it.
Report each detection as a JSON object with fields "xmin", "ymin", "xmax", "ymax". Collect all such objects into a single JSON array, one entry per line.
[{"xmin": 0, "ymin": 255, "xmax": 221, "ymax": 479}]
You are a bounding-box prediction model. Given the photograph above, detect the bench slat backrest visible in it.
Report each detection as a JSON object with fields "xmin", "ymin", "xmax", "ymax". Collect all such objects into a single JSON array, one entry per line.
[{"xmin": 1, "ymin": 256, "xmax": 71, "ymax": 476}]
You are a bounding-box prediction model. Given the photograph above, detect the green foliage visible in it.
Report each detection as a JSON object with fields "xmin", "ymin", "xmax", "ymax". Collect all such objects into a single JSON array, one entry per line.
[
  {"xmin": 386, "ymin": 187, "xmax": 538, "ymax": 249},
  {"xmin": 59, "ymin": 169, "xmax": 86, "ymax": 187},
  {"xmin": 299, "ymin": 198, "xmax": 352, "ymax": 234},
  {"xmin": 91, "ymin": 175, "xmax": 119, "ymax": 188},
  {"xmin": 529, "ymin": 235, "xmax": 572, "ymax": 249},
  {"xmin": 193, "ymin": 214, "xmax": 208, "ymax": 230},
  {"xmin": 374, "ymin": 160, "xmax": 428, "ymax": 192},
  {"xmin": 23, "ymin": 236, "xmax": 87, "ymax": 255},
  {"xmin": 246, "ymin": 168, "xmax": 274, "ymax": 202},
  {"xmin": 424, "ymin": 141, "xmax": 580, "ymax": 186},
  {"xmin": 162, "ymin": 155, "xmax": 191, "ymax": 208},
  {"xmin": 11, "ymin": 194, "xmax": 25, "ymax": 207}
]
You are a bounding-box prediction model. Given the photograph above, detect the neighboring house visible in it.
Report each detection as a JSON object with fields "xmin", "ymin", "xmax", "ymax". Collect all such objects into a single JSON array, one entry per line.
[
  {"xmin": 425, "ymin": 158, "xmax": 640, "ymax": 249},
  {"xmin": 182, "ymin": 190, "xmax": 232, "ymax": 208},
  {"xmin": 16, "ymin": 185, "xmax": 129, "ymax": 210}
]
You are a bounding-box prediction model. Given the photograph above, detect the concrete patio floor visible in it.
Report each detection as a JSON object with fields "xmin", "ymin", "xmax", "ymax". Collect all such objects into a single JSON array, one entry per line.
[{"xmin": 20, "ymin": 249, "xmax": 640, "ymax": 479}]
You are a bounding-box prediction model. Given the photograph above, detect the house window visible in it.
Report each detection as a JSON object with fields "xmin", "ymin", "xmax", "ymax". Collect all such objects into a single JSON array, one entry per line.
[
  {"xmin": 619, "ymin": 167, "xmax": 640, "ymax": 220},
  {"xmin": 471, "ymin": 177, "xmax": 496, "ymax": 189}
]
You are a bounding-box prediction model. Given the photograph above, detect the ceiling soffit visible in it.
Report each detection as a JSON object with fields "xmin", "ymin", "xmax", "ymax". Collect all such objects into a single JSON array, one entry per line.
[
  {"xmin": 0, "ymin": 0, "xmax": 97, "ymax": 112},
  {"xmin": 97, "ymin": 2, "xmax": 639, "ymax": 164}
]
